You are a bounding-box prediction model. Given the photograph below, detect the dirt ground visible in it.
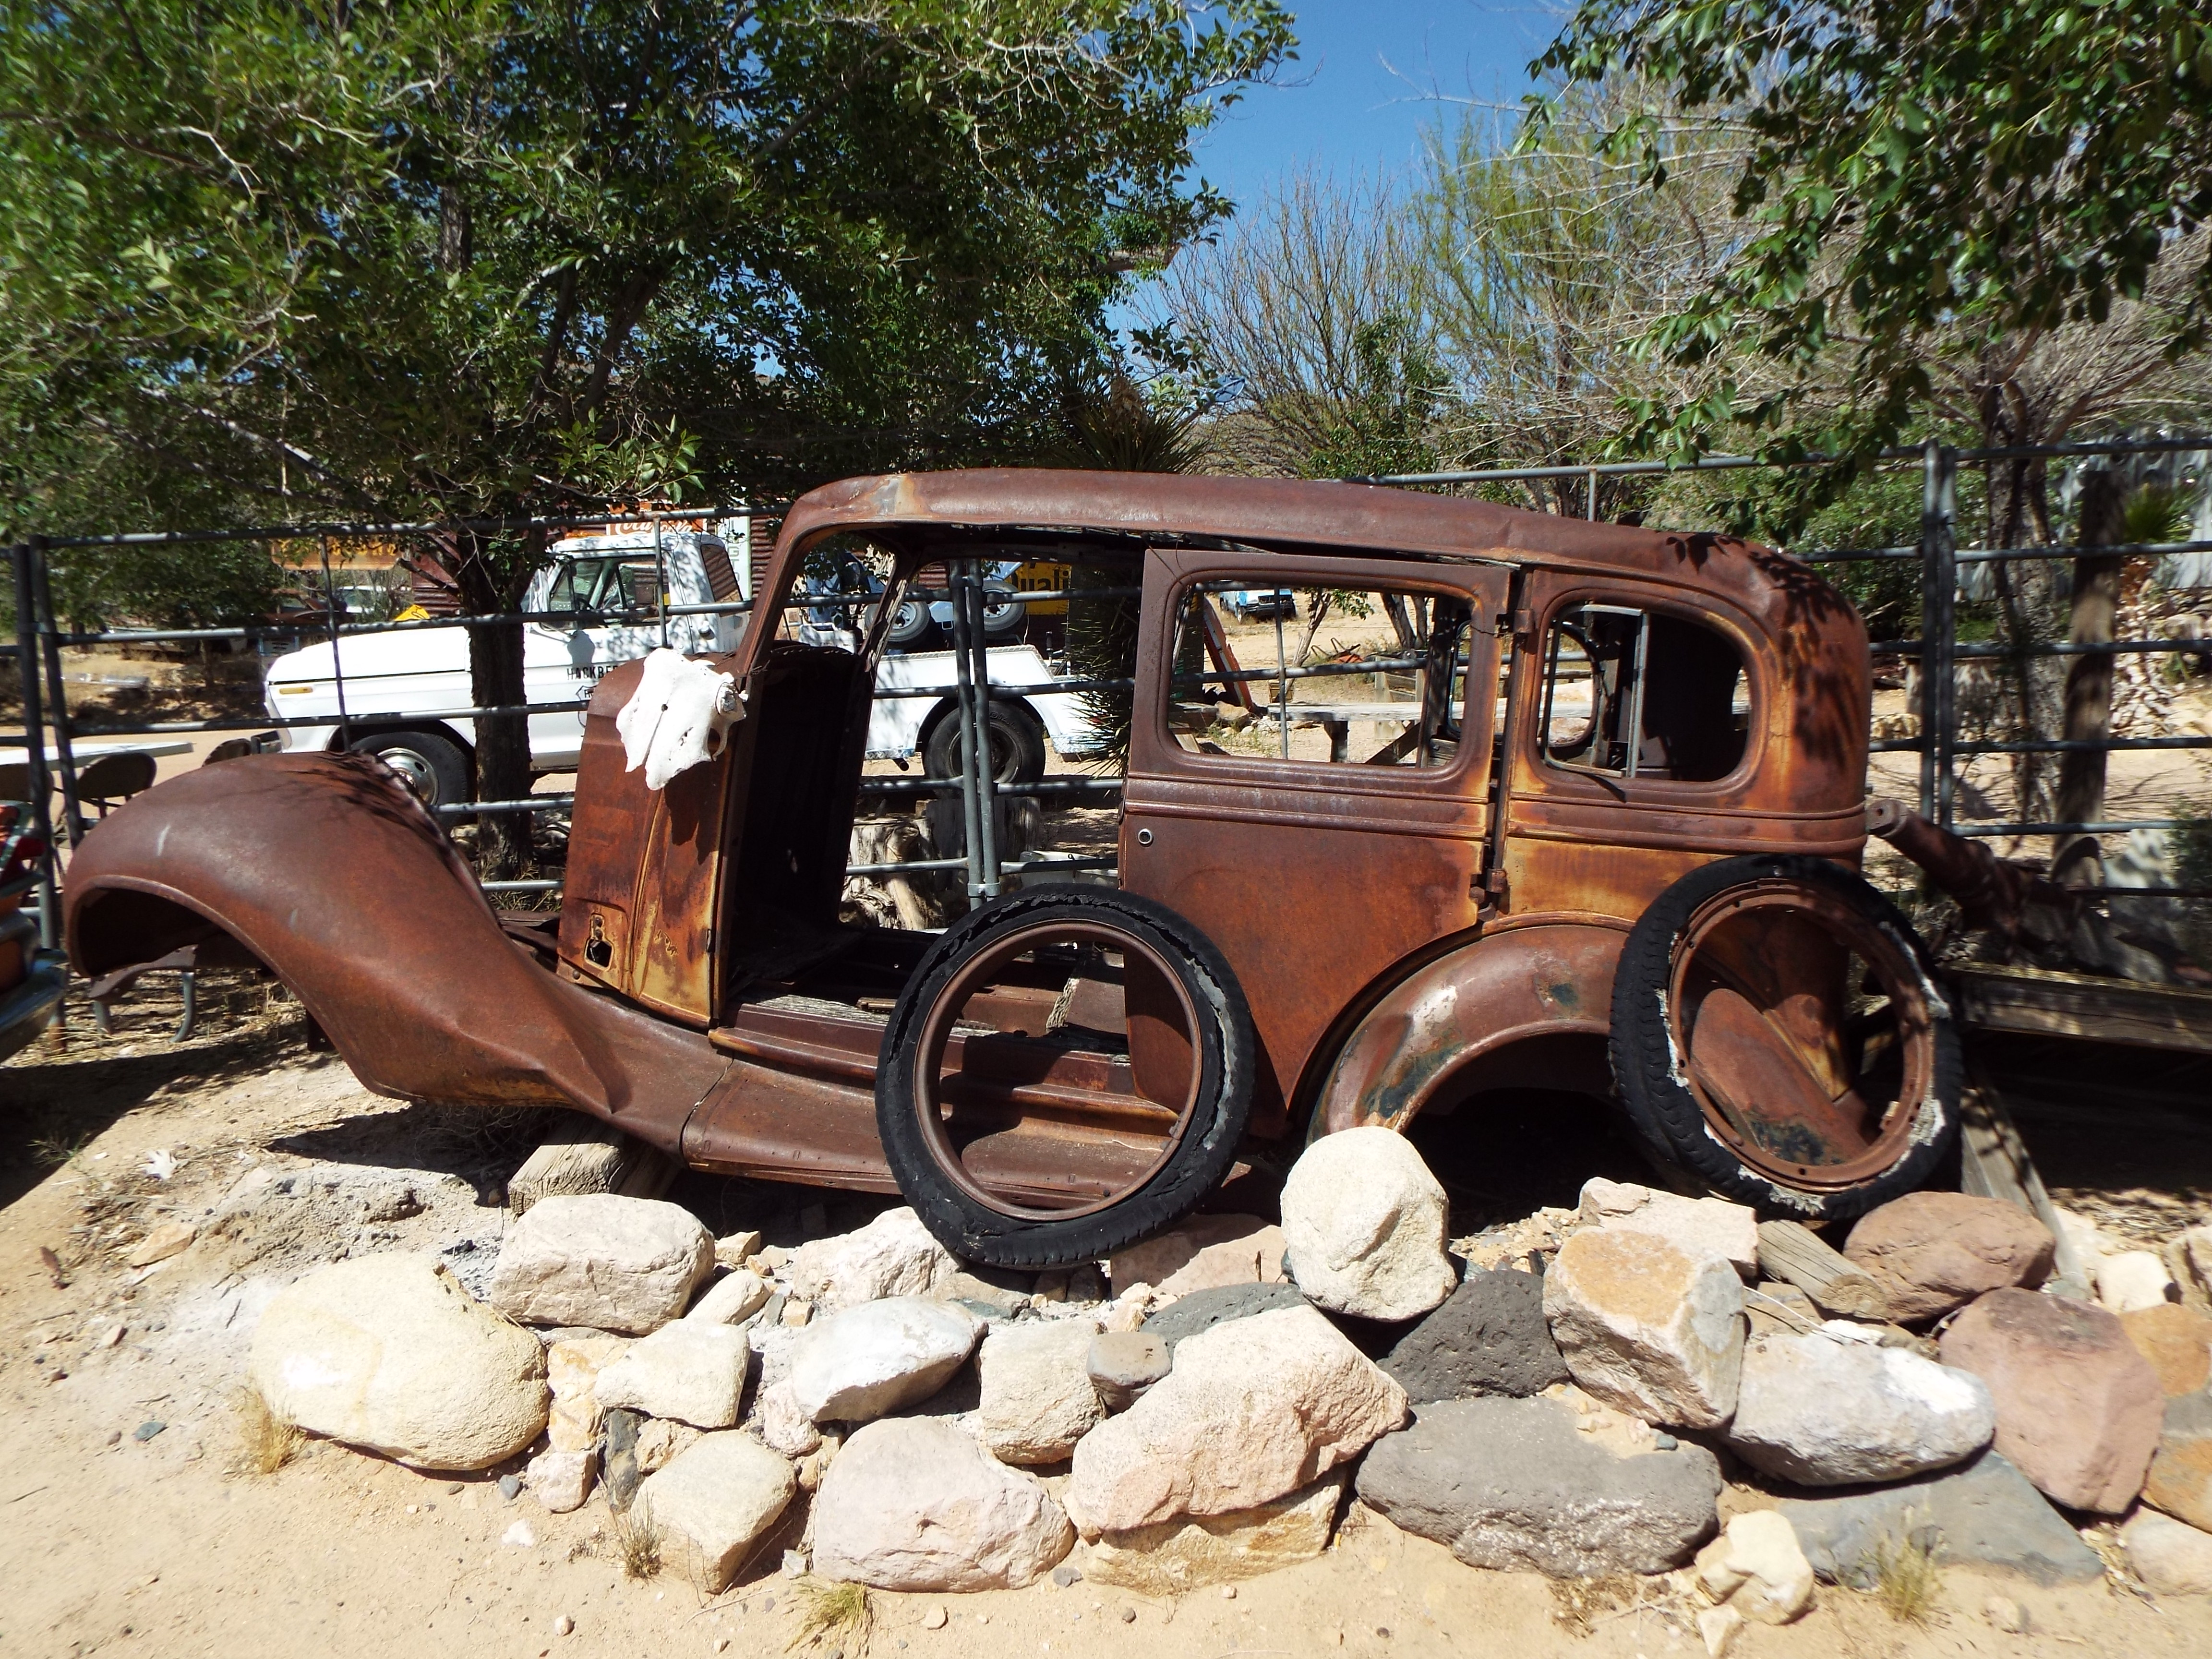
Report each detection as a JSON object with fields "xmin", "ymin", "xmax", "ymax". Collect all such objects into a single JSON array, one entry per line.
[{"xmin": 6, "ymin": 984, "xmax": 2212, "ymax": 1659}]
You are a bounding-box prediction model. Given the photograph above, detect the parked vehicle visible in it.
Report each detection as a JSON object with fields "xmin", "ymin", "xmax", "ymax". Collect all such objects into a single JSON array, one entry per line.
[
  {"xmin": 65, "ymin": 471, "xmax": 1957, "ymax": 1269},
  {"xmin": 265, "ymin": 527, "xmax": 1098, "ymax": 801},
  {"xmin": 0, "ymin": 803, "xmax": 65, "ymax": 1062},
  {"xmin": 1223, "ymin": 586, "xmax": 1297, "ymax": 623}
]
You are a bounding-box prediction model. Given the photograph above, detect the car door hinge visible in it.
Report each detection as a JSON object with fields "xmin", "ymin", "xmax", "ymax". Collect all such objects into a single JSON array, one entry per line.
[
  {"xmin": 1510, "ymin": 608, "xmax": 1534, "ymax": 645},
  {"xmin": 1473, "ymin": 867, "xmax": 1508, "ymax": 913}
]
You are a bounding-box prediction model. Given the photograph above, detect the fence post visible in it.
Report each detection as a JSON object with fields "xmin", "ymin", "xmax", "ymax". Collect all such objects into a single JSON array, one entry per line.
[
  {"xmin": 2054, "ymin": 470, "xmax": 2124, "ymax": 884},
  {"xmin": 30, "ymin": 538, "xmax": 87, "ymax": 846},
  {"xmin": 1918, "ymin": 442, "xmax": 1960, "ymax": 828},
  {"xmin": 8, "ymin": 541, "xmax": 60, "ymax": 949}
]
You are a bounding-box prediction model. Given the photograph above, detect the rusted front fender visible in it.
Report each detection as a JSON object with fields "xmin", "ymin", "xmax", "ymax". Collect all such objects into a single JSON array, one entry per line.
[
  {"xmin": 1307, "ymin": 919, "xmax": 1627, "ymax": 1137},
  {"xmin": 62, "ymin": 753, "xmax": 723, "ymax": 1134}
]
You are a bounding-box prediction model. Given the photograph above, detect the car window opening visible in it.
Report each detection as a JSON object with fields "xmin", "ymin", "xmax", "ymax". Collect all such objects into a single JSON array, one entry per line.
[{"xmin": 1539, "ymin": 603, "xmax": 1749, "ymax": 783}]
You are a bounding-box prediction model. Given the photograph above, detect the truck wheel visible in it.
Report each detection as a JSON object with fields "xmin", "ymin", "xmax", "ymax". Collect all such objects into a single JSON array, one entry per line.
[
  {"xmin": 875, "ymin": 889, "xmax": 1256, "ymax": 1269},
  {"xmin": 349, "ymin": 729, "xmax": 470, "ymax": 808},
  {"xmin": 980, "ymin": 581, "xmax": 1027, "ymax": 639},
  {"xmin": 924, "ymin": 701, "xmax": 1047, "ymax": 786},
  {"xmin": 1609, "ymin": 854, "xmax": 1960, "ymax": 1221}
]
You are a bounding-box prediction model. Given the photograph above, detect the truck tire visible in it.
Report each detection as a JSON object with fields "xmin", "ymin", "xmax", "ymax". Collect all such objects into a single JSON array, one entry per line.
[
  {"xmin": 980, "ymin": 581, "xmax": 1027, "ymax": 639},
  {"xmin": 1610, "ymin": 854, "xmax": 1960, "ymax": 1220},
  {"xmin": 349, "ymin": 729, "xmax": 470, "ymax": 809},
  {"xmin": 875, "ymin": 889, "xmax": 1256, "ymax": 1269},
  {"xmin": 923, "ymin": 700, "xmax": 1047, "ymax": 786}
]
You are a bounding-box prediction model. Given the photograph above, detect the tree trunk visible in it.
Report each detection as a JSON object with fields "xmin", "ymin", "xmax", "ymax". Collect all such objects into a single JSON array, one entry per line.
[
  {"xmin": 453, "ymin": 526, "xmax": 541, "ymax": 882},
  {"xmin": 2053, "ymin": 470, "xmax": 2124, "ymax": 886}
]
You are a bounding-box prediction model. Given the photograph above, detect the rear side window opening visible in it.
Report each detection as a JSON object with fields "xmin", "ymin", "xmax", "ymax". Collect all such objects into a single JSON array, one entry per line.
[{"xmin": 1538, "ymin": 602, "xmax": 1752, "ymax": 784}]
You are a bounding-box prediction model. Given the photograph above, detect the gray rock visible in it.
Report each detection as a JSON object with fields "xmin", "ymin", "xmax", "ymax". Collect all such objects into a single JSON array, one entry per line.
[
  {"xmin": 1777, "ymin": 1450, "xmax": 2104, "ymax": 1587},
  {"xmin": 1354, "ymin": 1395, "xmax": 1721, "ymax": 1577},
  {"xmin": 601, "ymin": 1409, "xmax": 641, "ymax": 1509},
  {"xmin": 1379, "ymin": 1269, "xmax": 1569, "ymax": 1403},
  {"xmin": 1725, "ymin": 1333, "xmax": 1995, "ymax": 1485},
  {"xmin": 1141, "ymin": 1282, "xmax": 1307, "ymax": 1351}
]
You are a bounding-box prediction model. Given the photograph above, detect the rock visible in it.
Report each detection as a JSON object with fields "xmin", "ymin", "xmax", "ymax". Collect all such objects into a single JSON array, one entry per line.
[
  {"xmin": 1723, "ymin": 1333, "xmax": 1995, "ymax": 1485},
  {"xmin": 2171, "ymin": 1225, "xmax": 2212, "ymax": 1310},
  {"xmin": 124, "ymin": 1220, "xmax": 197, "ymax": 1268},
  {"xmin": 2122, "ymin": 1509, "xmax": 2212, "ymax": 1596},
  {"xmin": 810, "ymin": 1418, "xmax": 1073, "ymax": 1590},
  {"xmin": 552, "ymin": 1613, "xmax": 573, "ymax": 1636},
  {"xmin": 1939, "ymin": 1288, "xmax": 2163, "ymax": 1512},
  {"xmin": 1546, "ymin": 1381, "xmax": 1664, "ymax": 1456},
  {"xmin": 601, "ymin": 1409, "xmax": 641, "ymax": 1507},
  {"xmin": 1051, "ymin": 1563, "xmax": 1081, "ymax": 1587},
  {"xmin": 1842, "ymin": 1192, "xmax": 2055, "ymax": 1324},
  {"xmin": 921, "ymin": 1605, "xmax": 947, "ymax": 1629},
  {"xmin": 502, "ymin": 1519, "xmax": 535, "ymax": 1547},
  {"xmin": 755, "ymin": 1378, "xmax": 822, "ymax": 1457},
  {"xmin": 528, "ymin": 1446, "xmax": 597, "ymax": 1513},
  {"xmin": 1982, "ymin": 1595, "xmax": 2028, "ymax": 1633},
  {"xmin": 781, "ymin": 1299, "xmax": 811, "ymax": 1328},
  {"xmin": 1380, "ymin": 1269, "xmax": 1569, "ymax": 1403},
  {"xmin": 1108, "ymin": 1214, "xmax": 1287, "ymax": 1298},
  {"xmin": 2098, "ymin": 1250, "xmax": 2178, "ymax": 1314},
  {"xmin": 1777, "ymin": 1449, "xmax": 2104, "ymax": 1586},
  {"xmin": 634, "ymin": 1417, "xmax": 702, "ymax": 1473},
  {"xmin": 1577, "ymin": 1179, "xmax": 1758, "ymax": 1278},
  {"xmin": 686, "ymin": 1270, "xmax": 770, "ymax": 1327},
  {"xmin": 633, "ymin": 1431, "xmax": 797, "ymax": 1593},
  {"xmin": 1542, "ymin": 1229, "xmax": 1744, "ymax": 1429},
  {"xmin": 786, "ymin": 1297, "xmax": 981, "ymax": 1424},
  {"xmin": 1745, "ymin": 1282, "xmax": 1820, "ymax": 1336},
  {"xmin": 2120, "ymin": 1303, "xmax": 2212, "ymax": 1396},
  {"xmin": 976, "ymin": 1317, "xmax": 1105, "ymax": 1464},
  {"xmin": 544, "ymin": 1335, "xmax": 629, "ymax": 1452},
  {"xmin": 592, "ymin": 1322, "xmax": 750, "ymax": 1429},
  {"xmin": 793, "ymin": 1430, "xmax": 839, "ymax": 1492},
  {"xmin": 1279, "ymin": 1127, "xmax": 1455, "ymax": 1321},
  {"xmin": 1457, "ymin": 1206, "xmax": 1575, "ymax": 1274},
  {"xmin": 1694, "ymin": 1510, "xmax": 1814, "ymax": 1624},
  {"xmin": 1083, "ymin": 1471, "xmax": 1346, "ymax": 1593},
  {"xmin": 2145, "ymin": 1391, "xmax": 2212, "ymax": 1530},
  {"xmin": 249, "ymin": 1254, "xmax": 548, "ymax": 1470},
  {"xmin": 942, "ymin": 1268, "xmax": 1033, "ymax": 1320},
  {"xmin": 782, "ymin": 1207, "xmax": 958, "ymax": 1313},
  {"xmin": 1696, "ymin": 1604, "xmax": 1743, "ymax": 1658},
  {"xmin": 499, "ymin": 1472, "xmax": 523, "ymax": 1501},
  {"xmin": 1087, "ymin": 1331, "xmax": 1171, "ymax": 1412},
  {"xmin": 1065, "ymin": 1305, "xmax": 1407, "ymax": 1537},
  {"xmin": 488, "ymin": 1194, "xmax": 715, "ymax": 1335},
  {"xmin": 714, "ymin": 1230, "xmax": 762, "ymax": 1270},
  {"xmin": 1140, "ymin": 1283, "xmax": 1306, "ymax": 1352},
  {"xmin": 1354, "ymin": 1395, "xmax": 1721, "ymax": 1577}
]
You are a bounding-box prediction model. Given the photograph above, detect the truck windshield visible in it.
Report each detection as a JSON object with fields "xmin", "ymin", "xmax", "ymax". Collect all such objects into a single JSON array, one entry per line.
[{"xmin": 544, "ymin": 557, "xmax": 660, "ymax": 620}]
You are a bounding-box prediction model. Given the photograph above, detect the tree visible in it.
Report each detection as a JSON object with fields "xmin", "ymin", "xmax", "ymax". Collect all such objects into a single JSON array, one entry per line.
[{"xmin": 0, "ymin": 0, "xmax": 1291, "ymax": 867}]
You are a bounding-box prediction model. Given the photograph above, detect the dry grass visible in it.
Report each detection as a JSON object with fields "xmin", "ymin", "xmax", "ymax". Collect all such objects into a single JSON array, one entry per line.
[
  {"xmin": 1547, "ymin": 1573, "xmax": 1641, "ymax": 1637},
  {"xmin": 229, "ymin": 1388, "xmax": 301, "ymax": 1477},
  {"xmin": 787, "ymin": 1577, "xmax": 871, "ymax": 1655},
  {"xmin": 612, "ymin": 1502, "xmax": 665, "ymax": 1581},
  {"xmin": 1864, "ymin": 1530, "xmax": 1943, "ymax": 1624}
]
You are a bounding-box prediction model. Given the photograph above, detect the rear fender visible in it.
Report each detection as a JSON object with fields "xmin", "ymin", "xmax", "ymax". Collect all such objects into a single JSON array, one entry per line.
[
  {"xmin": 1308, "ymin": 920, "xmax": 1627, "ymax": 1137},
  {"xmin": 62, "ymin": 752, "xmax": 718, "ymax": 1130}
]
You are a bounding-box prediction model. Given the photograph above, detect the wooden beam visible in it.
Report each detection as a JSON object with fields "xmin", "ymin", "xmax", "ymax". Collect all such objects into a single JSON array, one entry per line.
[{"xmin": 507, "ymin": 1118, "xmax": 678, "ymax": 1214}]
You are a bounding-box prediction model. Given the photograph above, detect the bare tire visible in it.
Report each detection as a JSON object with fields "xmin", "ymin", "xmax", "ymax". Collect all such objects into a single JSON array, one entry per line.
[
  {"xmin": 875, "ymin": 889, "xmax": 1256, "ymax": 1268},
  {"xmin": 1609, "ymin": 854, "xmax": 1960, "ymax": 1220},
  {"xmin": 923, "ymin": 700, "xmax": 1047, "ymax": 786}
]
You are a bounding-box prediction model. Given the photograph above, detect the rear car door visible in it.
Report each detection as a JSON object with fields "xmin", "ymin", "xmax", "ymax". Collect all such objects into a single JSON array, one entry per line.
[{"xmin": 1118, "ymin": 547, "xmax": 1510, "ymax": 1125}]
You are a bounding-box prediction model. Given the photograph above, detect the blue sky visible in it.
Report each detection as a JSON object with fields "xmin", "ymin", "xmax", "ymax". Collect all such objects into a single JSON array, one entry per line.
[{"xmin": 1185, "ymin": 1, "xmax": 1562, "ymax": 207}]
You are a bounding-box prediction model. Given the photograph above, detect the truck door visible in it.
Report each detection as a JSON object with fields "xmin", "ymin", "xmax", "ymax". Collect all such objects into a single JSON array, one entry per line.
[{"xmin": 1118, "ymin": 547, "xmax": 1510, "ymax": 1126}]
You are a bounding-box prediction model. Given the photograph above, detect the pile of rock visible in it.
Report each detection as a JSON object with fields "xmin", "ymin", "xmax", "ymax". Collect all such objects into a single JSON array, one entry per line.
[{"xmin": 241, "ymin": 1128, "xmax": 2212, "ymax": 1617}]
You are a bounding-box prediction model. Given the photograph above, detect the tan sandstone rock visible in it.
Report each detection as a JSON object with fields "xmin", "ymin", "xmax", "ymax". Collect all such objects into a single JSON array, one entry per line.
[
  {"xmin": 2120, "ymin": 1303, "xmax": 2212, "ymax": 1397},
  {"xmin": 1543, "ymin": 1229, "xmax": 1744, "ymax": 1429},
  {"xmin": 1082, "ymin": 1470, "xmax": 1346, "ymax": 1593},
  {"xmin": 1108, "ymin": 1214, "xmax": 1288, "ymax": 1298}
]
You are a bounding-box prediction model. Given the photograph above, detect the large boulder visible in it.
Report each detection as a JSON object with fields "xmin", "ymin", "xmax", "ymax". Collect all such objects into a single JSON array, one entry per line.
[
  {"xmin": 1082, "ymin": 1471, "xmax": 1346, "ymax": 1594},
  {"xmin": 1842, "ymin": 1193, "xmax": 2055, "ymax": 1324},
  {"xmin": 1724, "ymin": 1333, "xmax": 1995, "ymax": 1485},
  {"xmin": 2120, "ymin": 1303, "xmax": 2212, "ymax": 1397},
  {"xmin": 2122, "ymin": 1510, "xmax": 2212, "ymax": 1597},
  {"xmin": 488, "ymin": 1193, "xmax": 715, "ymax": 1335},
  {"xmin": 592, "ymin": 1321, "xmax": 750, "ymax": 1429},
  {"xmin": 1107, "ymin": 1214, "xmax": 1287, "ymax": 1298},
  {"xmin": 1355, "ymin": 1395, "xmax": 1722, "ymax": 1578},
  {"xmin": 786, "ymin": 1297, "xmax": 981, "ymax": 1424},
  {"xmin": 1279, "ymin": 1127, "xmax": 1455, "ymax": 1322},
  {"xmin": 1380, "ymin": 1268, "xmax": 1570, "ymax": 1403},
  {"xmin": 249, "ymin": 1254, "xmax": 547, "ymax": 1470},
  {"xmin": 1141, "ymin": 1282, "xmax": 1306, "ymax": 1351},
  {"xmin": 781, "ymin": 1206, "xmax": 958, "ymax": 1313},
  {"xmin": 545, "ymin": 1334, "xmax": 629, "ymax": 1452},
  {"xmin": 810, "ymin": 1418, "xmax": 1073, "ymax": 1591},
  {"xmin": 1778, "ymin": 1450, "xmax": 2104, "ymax": 1586},
  {"xmin": 1577, "ymin": 1179, "xmax": 1759, "ymax": 1278},
  {"xmin": 2145, "ymin": 1391, "xmax": 2212, "ymax": 1531},
  {"xmin": 633, "ymin": 1431, "xmax": 797, "ymax": 1592},
  {"xmin": 975, "ymin": 1317, "xmax": 1105, "ymax": 1464},
  {"xmin": 1064, "ymin": 1305, "xmax": 1407, "ymax": 1538},
  {"xmin": 1542, "ymin": 1229, "xmax": 1744, "ymax": 1429},
  {"xmin": 1938, "ymin": 1288, "xmax": 2164, "ymax": 1513}
]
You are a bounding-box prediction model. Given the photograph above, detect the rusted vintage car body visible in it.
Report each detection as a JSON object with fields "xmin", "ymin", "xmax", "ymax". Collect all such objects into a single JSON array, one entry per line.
[{"xmin": 67, "ymin": 470, "xmax": 1906, "ymax": 1247}]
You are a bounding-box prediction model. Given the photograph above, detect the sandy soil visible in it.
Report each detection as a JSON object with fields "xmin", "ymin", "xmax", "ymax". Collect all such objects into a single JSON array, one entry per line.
[{"xmin": 6, "ymin": 986, "xmax": 2212, "ymax": 1659}]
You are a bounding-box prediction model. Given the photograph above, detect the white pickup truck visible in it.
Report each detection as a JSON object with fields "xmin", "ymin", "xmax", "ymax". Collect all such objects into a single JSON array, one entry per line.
[{"xmin": 263, "ymin": 523, "xmax": 1102, "ymax": 805}]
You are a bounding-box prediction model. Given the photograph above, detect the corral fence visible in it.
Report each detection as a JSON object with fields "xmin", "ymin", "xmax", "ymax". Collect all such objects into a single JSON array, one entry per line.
[{"xmin": 6, "ymin": 433, "xmax": 2210, "ymax": 983}]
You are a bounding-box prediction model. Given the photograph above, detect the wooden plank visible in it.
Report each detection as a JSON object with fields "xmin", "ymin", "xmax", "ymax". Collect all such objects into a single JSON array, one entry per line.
[
  {"xmin": 507, "ymin": 1118, "xmax": 678, "ymax": 1214},
  {"xmin": 1959, "ymin": 1065, "xmax": 2095, "ymax": 1298},
  {"xmin": 1754, "ymin": 1220, "xmax": 1892, "ymax": 1320},
  {"xmin": 1948, "ymin": 962, "xmax": 2212, "ymax": 1054}
]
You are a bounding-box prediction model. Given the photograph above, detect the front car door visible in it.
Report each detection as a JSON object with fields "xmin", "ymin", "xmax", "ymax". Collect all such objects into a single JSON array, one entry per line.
[{"xmin": 1118, "ymin": 547, "xmax": 1511, "ymax": 1128}]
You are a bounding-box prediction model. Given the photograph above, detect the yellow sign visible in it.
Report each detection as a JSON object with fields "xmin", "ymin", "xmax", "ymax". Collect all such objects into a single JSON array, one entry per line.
[{"xmin": 1011, "ymin": 561, "xmax": 1071, "ymax": 615}]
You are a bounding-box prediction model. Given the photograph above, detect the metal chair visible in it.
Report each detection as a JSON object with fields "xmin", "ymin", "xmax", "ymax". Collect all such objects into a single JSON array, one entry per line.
[{"xmin": 75, "ymin": 750, "xmax": 157, "ymax": 817}]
